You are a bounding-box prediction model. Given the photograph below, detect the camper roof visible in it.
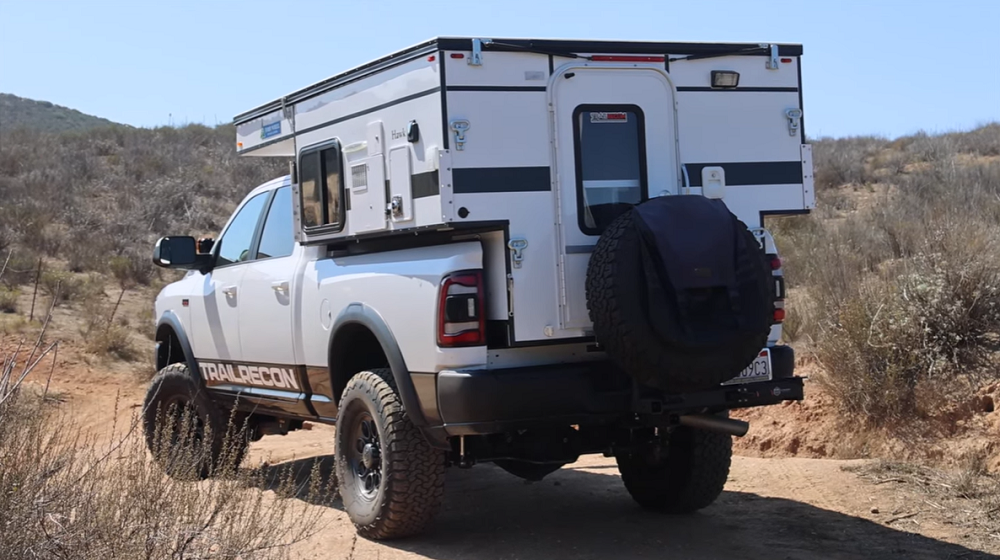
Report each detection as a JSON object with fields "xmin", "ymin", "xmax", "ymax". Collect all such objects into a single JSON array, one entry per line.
[{"xmin": 232, "ymin": 36, "xmax": 803, "ymax": 126}]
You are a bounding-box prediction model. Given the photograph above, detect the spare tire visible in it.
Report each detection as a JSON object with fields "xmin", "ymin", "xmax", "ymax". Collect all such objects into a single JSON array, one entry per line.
[{"xmin": 585, "ymin": 196, "xmax": 774, "ymax": 392}]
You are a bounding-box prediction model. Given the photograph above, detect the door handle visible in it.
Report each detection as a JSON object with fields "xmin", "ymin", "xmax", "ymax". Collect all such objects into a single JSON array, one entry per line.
[
  {"xmin": 271, "ymin": 281, "xmax": 289, "ymax": 294},
  {"xmin": 222, "ymin": 286, "xmax": 237, "ymax": 297}
]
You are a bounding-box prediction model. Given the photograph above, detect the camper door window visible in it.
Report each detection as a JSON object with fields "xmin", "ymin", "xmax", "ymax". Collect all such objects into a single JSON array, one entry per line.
[{"xmin": 573, "ymin": 105, "xmax": 648, "ymax": 235}]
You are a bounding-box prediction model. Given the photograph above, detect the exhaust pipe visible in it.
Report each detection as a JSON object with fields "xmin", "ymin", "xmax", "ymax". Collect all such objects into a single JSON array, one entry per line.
[{"xmin": 678, "ymin": 414, "xmax": 749, "ymax": 437}]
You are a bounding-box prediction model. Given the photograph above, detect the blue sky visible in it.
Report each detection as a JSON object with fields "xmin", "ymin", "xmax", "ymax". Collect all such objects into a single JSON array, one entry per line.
[{"xmin": 1, "ymin": 0, "xmax": 997, "ymax": 139}]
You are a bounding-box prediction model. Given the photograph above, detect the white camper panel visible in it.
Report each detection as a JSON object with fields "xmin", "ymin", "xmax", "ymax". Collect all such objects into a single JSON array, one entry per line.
[
  {"xmin": 288, "ymin": 57, "xmax": 445, "ymax": 241},
  {"xmin": 236, "ymin": 108, "xmax": 294, "ymax": 156},
  {"xmin": 234, "ymin": 37, "xmax": 812, "ymax": 347}
]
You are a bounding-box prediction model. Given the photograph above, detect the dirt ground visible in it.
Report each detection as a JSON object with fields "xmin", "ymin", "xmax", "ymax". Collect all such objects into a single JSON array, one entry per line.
[
  {"xmin": 249, "ymin": 426, "xmax": 999, "ymax": 560},
  {"xmin": 7, "ymin": 325, "xmax": 999, "ymax": 560}
]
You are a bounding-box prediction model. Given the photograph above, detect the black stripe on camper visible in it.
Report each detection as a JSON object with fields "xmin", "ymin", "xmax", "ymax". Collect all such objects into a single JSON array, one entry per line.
[
  {"xmin": 453, "ymin": 167, "xmax": 551, "ymax": 194},
  {"xmin": 676, "ymin": 86, "xmax": 799, "ymax": 93},
  {"xmin": 685, "ymin": 162, "xmax": 802, "ymax": 187},
  {"xmin": 412, "ymin": 171, "xmax": 440, "ymax": 199},
  {"xmin": 446, "ymin": 85, "xmax": 547, "ymax": 92}
]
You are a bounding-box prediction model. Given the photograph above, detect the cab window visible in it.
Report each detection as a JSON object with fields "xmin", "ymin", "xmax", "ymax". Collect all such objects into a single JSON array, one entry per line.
[
  {"xmin": 256, "ymin": 186, "xmax": 294, "ymax": 260},
  {"xmin": 573, "ymin": 105, "xmax": 647, "ymax": 235},
  {"xmin": 215, "ymin": 192, "xmax": 268, "ymax": 266}
]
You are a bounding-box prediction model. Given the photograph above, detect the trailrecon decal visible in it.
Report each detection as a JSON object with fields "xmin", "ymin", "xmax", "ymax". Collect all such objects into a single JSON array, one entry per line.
[
  {"xmin": 199, "ymin": 361, "xmax": 301, "ymax": 391},
  {"xmin": 590, "ymin": 111, "xmax": 628, "ymax": 123}
]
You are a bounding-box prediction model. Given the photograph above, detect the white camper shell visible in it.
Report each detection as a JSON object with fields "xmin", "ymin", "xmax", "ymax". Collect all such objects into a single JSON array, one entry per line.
[{"xmin": 234, "ymin": 37, "xmax": 814, "ymax": 345}]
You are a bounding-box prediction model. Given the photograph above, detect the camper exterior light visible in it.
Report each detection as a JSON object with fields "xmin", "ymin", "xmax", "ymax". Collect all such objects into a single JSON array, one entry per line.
[{"xmin": 711, "ymin": 70, "xmax": 740, "ymax": 88}]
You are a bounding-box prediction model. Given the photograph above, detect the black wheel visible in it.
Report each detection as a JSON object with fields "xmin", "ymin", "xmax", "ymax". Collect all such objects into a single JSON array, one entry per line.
[
  {"xmin": 585, "ymin": 198, "xmax": 774, "ymax": 392},
  {"xmin": 615, "ymin": 419, "xmax": 732, "ymax": 513},
  {"xmin": 335, "ymin": 369, "xmax": 446, "ymax": 540},
  {"xmin": 142, "ymin": 363, "xmax": 250, "ymax": 480}
]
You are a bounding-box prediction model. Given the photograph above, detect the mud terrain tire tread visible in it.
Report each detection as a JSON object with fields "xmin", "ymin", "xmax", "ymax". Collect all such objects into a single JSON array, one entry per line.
[
  {"xmin": 335, "ymin": 369, "xmax": 446, "ymax": 540},
  {"xmin": 585, "ymin": 210, "xmax": 771, "ymax": 391},
  {"xmin": 616, "ymin": 423, "xmax": 732, "ymax": 513},
  {"xmin": 142, "ymin": 363, "xmax": 249, "ymax": 480}
]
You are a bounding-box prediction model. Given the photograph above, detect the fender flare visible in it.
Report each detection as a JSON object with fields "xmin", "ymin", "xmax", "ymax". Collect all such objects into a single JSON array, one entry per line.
[
  {"xmin": 156, "ymin": 310, "xmax": 201, "ymax": 383},
  {"xmin": 329, "ymin": 303, "xmax": 449, "ymax": 450}
]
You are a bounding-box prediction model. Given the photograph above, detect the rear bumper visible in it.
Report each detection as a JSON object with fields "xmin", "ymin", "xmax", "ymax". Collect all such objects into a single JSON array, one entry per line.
[{"xmin": 435, "ymin": 345, "xmax": 800, "ymax": 436}]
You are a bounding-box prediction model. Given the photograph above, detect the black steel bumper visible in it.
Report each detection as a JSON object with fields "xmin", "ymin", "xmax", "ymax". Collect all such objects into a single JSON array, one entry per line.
[{"xmin": 435, "ymin": 345, "xmax": 801, "ymax": 436}]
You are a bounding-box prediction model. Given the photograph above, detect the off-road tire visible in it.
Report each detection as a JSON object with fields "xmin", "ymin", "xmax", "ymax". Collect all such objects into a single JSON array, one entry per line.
[
  {"xmin": 615, "ymin": 421, "xmax": 732, "ymax": 513},
  {"xmin": 142, "ymin": 363, "xmax": 250, "ymax": 480},
  {"xmin": 335, "ymin": 369, "xmax": 446, "ymax": 540},
  {"xmin": 585, "ymin": 209, "xmax": 772, "ymax": 392}
]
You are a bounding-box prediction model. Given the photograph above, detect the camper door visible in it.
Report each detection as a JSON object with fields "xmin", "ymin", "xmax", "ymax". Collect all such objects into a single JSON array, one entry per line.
[{"xmin": 551, "ymin": 64, "xmax": 679, "ymax": 332}]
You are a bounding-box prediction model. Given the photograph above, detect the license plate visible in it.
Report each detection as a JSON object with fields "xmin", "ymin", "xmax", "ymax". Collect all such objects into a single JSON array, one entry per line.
[{"xmin": 721, "ymin": 349, "xmax": 772, "ymax": 385}]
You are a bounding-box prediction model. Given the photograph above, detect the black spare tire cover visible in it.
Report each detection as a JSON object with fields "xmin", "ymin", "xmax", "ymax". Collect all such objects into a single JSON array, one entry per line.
[{"xmin": 585, "ymin": 195, "xmax": 774, "ymax": 392}]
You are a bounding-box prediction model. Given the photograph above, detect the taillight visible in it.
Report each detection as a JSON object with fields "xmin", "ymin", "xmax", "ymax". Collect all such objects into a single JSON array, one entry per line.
[
  {"xmin": 437, "ymin": 270, "xmax": 485, "ymax": 347},
  {"xmin": 767, "ymin": 253, "xmax": 785, "ymax": 324}
]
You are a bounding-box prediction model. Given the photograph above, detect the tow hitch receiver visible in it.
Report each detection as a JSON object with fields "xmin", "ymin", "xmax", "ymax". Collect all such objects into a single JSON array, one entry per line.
[{"xmin": 634, "ymin": 377, "xmax": 805, "ymax": 421}]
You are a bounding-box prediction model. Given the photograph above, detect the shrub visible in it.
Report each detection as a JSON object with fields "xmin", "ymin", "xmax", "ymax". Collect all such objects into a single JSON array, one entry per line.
[
  {"xmin": 0, "ymin": 356, "xmax": 331, "ymax": 559},
  {"xmin": 0, "ymin": 251, "xmax": 40, "ymax": 287},
  {"xmin": 0, "ymin": 287, "xmax": 18, "ymax": 313},
  {"xmin": 796, "ymin": 126, "xmax": 1000, "ymax": 426},
  {"xmin": 811, "ymin": 135, "xmax": 887, "ymax": 189},
  {"xmin": 40, "ymin": 269, "xmax": 83, "ymax": 304},
  {"xmin": 83, "ymin": 323, "xmax": 138, "ymax": 361}
]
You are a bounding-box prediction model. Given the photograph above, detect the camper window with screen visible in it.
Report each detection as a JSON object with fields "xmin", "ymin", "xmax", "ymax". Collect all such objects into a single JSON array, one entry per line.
[
  {"xmin": 298, "ymin": 142, "xmax": 344, "ymax": 231},
  {"xmin": 573, "ymin": 105, "xmax": 647, "ymax": 235}
]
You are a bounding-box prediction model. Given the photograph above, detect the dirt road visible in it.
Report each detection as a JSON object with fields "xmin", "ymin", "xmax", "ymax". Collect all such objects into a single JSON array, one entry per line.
[{"xmin": 249, "ymin": 427, "xmax": 999, "ymax": 560}]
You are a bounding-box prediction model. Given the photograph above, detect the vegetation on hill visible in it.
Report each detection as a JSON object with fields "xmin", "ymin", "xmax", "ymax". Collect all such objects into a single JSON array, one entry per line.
[
  {"xmin": 0, "ymin": 93, "xmax": 120, "ymax": 134},
  {"xmin": 776, "ymin": 123, "xmax": 1000, "ymax": 428},
  {"xmin": 0, "ymin": 123, "xmax": 288, "ymax": 286}
]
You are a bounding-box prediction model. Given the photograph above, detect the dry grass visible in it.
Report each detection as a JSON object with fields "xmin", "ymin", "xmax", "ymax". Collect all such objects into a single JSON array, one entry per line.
[
  {"xmin": 0, "ymin": 313, "xmax": 332, "ymax": 559},
  {"xmin": 847, "ymin": 456, "xmax": 1000, "ymax": 543}
]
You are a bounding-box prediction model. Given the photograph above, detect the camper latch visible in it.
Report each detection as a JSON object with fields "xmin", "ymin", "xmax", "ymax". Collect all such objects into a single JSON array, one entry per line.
[
  {"xmin": 469, "ymin": 38, "xmax": 492, "ymax": 66},
  {"xmin": 507, "ymin": 238, "xmax": 528, "ymax": 268},
  {"xmin": 785, "ymin": 108, "xmax": 802, "ymax": 137},
  {"xmin": 388, "ymin": 195, "xmax": 404, "ymax": 218},
  {"xmin": 450, "ymin": 119, "xmax": 471, "ymax": 151},
  {"xmin": 765, "ymin": 43, "xmax": 780, "ymax": 70}
]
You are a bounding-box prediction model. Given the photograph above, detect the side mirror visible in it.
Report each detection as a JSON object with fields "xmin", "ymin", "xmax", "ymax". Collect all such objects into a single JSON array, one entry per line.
[{"xmin": 153, "ymin": 236, "xmax": 213, "ymax": 270}]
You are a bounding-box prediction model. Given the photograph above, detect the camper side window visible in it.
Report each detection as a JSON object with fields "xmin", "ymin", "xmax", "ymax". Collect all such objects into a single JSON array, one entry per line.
[
  {"xmin": 298, "ymin": 142, "xmax": 344, "ymax": 232},
  {"xmin": 573, "ymin": 105, "xmax": 647, "ymax": 235}
]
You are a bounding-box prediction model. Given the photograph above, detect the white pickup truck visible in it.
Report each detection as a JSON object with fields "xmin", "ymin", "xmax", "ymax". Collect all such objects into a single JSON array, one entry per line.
[{"xmin": 145, "ymin": 36, "xmax": 812, "ymax": 540}]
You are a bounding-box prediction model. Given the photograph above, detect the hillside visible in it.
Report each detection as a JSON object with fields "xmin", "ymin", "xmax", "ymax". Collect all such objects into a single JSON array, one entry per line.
[
  {"xmin": 0, "ymin": 93, "xmax": 121, "ymax": 133},
  {"xmin": 0, "ymin": 123, "xmax": 288, "ymax": 287}
]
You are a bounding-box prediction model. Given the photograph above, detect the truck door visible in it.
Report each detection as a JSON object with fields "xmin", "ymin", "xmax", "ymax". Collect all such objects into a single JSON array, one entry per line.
[
  {"xmin": 188, "ymin": 190, "xmax": 270, "ymax": 363},
  {"xmin": 239, "ymin": 185, "xmax": 298, "ymax": 367},
  {"xmin": 551, "ymin": 64, "xmax": 679, "ymax": 331}
]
